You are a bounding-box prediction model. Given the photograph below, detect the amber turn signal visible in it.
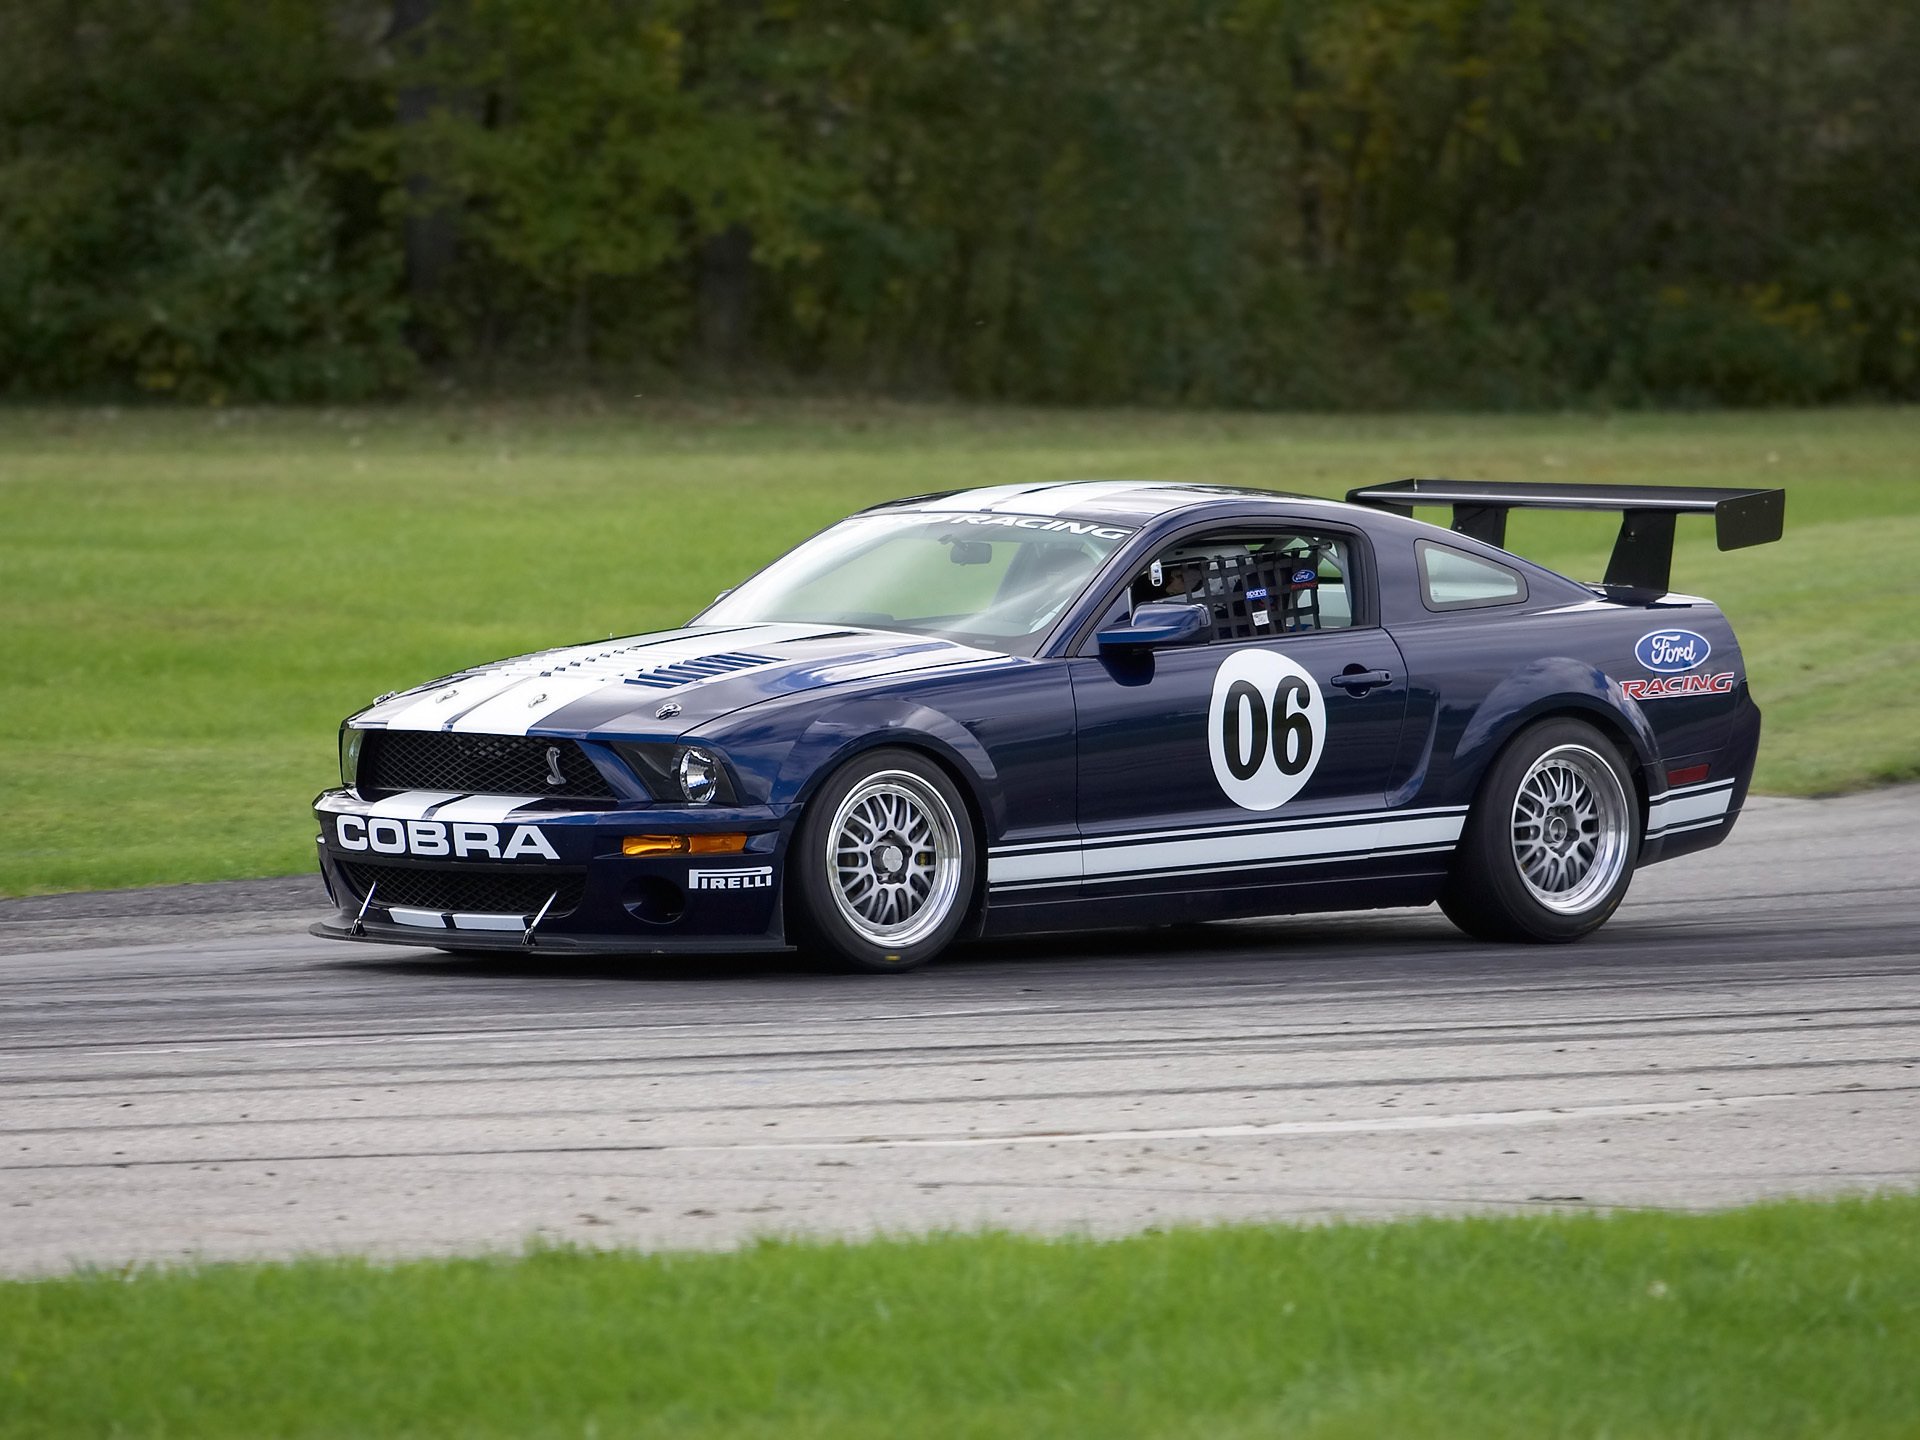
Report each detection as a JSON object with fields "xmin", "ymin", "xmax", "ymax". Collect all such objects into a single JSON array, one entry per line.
[{"xmin": 621, "ymin": 833, "xmax": 748, "ymax": 857}]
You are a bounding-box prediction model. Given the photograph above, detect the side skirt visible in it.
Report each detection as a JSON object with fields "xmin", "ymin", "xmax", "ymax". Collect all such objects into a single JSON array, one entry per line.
[{"xmin": 977, "ymin": 866, "xmax": 1449, "ymax": 938}]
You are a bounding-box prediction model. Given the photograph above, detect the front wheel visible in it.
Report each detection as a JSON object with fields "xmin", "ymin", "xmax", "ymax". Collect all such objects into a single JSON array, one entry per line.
[
  {"xmin": 1440, "ymin": 719, "xmax": 1640, "ymax": 943},
  {"xmin": 788, "ymin": 749, "xmax": 977, "ymax": 972}
]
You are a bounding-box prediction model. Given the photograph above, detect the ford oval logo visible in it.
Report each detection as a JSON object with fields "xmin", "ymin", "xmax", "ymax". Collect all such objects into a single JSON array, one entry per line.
[{"xmin": 1635, "ymin": 629, "xmax": 1711, "ymax": 674}]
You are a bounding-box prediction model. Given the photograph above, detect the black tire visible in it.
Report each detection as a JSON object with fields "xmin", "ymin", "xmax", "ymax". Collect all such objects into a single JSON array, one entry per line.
[
  {"xmin": 1440, "ymin": 718, "xmax": 1641, "ymax": 944},
  {"xmin": 787, "ymin": 748, "xmax": 979, "ymax": 973}
]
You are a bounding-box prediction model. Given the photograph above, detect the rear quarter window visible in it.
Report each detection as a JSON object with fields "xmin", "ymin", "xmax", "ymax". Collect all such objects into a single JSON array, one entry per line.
[{"xmin": 1417, "ymin": 539, "xmax": 1527, "ymax": 611}]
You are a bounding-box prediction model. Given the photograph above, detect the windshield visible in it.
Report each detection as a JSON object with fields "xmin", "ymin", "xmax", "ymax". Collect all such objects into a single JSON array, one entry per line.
[{"xmin": 700, "ymin": 512, "xmax": 1130, "ymax": 655}]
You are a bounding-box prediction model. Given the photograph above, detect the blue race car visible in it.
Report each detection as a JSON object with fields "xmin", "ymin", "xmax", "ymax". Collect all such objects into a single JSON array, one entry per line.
[{"xmin": 313, "ymin": 478, "xmax": 1784, "ymax": 971}]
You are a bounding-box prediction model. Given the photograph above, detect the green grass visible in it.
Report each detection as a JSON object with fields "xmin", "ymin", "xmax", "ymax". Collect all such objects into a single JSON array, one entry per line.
[
  {"xmin": 2, "ymin": 1195, "xmax": 1916, "ymax": 1438},
  {"xmin": 2, "ymin": 402, "xmax": 1916, "ymax": 896}
]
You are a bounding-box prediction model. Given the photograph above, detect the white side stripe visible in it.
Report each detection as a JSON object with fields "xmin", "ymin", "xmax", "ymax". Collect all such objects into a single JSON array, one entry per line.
[
  {"xmin": 1654, "ymin": 816, "xmax": 1733, "ymax": 839},
  {"xmin": 991, "ymin": 803, "xmax": 1471, "ymax": 856},
  {"xmin": 999, "ymin": 842, "xmax": 1462, "ymax": 893},
  {"xmin": 1079, "ymin": 812, "xmax": 1462, "ymax": 879},
  {"xmin": 987, "ymin": 810, "xmax": 1466, "ymax": 888},
  {"xmin": 989, "ymin": 849, "xmax": 1083, "ymax": 885},
  {"xmin": 1646, "ymin": 779, "xmax": 1735, "ymax": 835}
]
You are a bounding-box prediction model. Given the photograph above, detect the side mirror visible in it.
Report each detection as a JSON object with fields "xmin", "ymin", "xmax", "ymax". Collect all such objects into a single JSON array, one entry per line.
[{"xmin": 1097, "ymin": 601, "xmax": 1211, "ymax": 651}]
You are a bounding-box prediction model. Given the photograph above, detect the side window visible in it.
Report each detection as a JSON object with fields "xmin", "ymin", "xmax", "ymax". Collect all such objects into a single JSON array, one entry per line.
[
  {"xmin": 1417, "ymin": 540, "xmax": 1527, "ymax": 611},
  {"xmin": 1131, "ymin": 529, "xmax": 1358, "ymax": 640}
]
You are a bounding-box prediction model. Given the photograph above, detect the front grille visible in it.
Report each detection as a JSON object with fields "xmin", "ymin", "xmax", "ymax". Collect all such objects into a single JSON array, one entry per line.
[
  {"xmin": 359, "ymin": 731, "xmax": 614, "ymax": 800},
  {"xmin": 338, "ymin": 860, "xmax": 587, "ymax": 918}
]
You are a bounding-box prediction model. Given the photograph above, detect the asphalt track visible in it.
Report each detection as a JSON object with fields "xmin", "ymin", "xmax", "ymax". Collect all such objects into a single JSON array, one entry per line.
[{"xmin": 1, "ymin": 788, "xmax": 1915, "ymax": 1277}]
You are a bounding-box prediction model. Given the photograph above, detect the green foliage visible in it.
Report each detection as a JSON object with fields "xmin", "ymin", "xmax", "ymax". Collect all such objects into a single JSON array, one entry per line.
[
  {"xmin": 1636, "ymin": 286, "xmax": 1862, "ymax": 407},
  {"xmin": 95, "ymin": 164, "xmax": 414, "ymax": 403},
  {"xmin": 376, "ymin": 0, "xmax": 825, "ymax": 362},
  {"xmin": 0, "ymin": 0, "xmax": 411, "ymax": 401},
  {"xmin": 1, "ymin": 0, "xmax": 1917, "ymax": 404}
]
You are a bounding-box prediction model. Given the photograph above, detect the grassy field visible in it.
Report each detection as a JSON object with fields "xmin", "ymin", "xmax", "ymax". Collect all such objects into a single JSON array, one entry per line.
[
  {"xmin": 3, "ymin": 1194, "xmax": 1916, "ymax": 1438},
  {"xmin": 1, "ymin": 402, "xmax": 1916, "ymax": 896}
]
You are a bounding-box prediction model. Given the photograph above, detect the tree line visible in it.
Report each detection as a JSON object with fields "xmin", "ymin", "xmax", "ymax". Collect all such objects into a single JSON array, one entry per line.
[{"xmin": 3, "ymin": 0, "xmax": 1916, "ymax": 406}]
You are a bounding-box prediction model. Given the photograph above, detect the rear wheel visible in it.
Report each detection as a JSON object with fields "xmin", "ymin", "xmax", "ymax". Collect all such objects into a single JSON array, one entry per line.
[
  {"xmin": 1440, "ymin": 718, "xmax": 1639, "ymax": 943},
  {"xmin": 789, "ymin": 748, "xmax": 977, "ymax": 972}
]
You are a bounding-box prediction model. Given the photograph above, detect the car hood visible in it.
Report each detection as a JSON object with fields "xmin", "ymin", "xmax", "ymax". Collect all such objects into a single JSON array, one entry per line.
[{"xmin": 349, "ymin": 623, "xmax": 1012, "ymax": 738}]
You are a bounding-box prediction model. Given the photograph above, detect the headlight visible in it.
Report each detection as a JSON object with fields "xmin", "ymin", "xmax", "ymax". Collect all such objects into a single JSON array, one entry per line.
[
  {"xmin": 612, "ymin": 742, "xmax": 738, "ymax": 805},
  {"xmin": 678, "ymin": 748, "xmax": 721, "ymax": 804},
  {"xmin": 340, "ymin": 727, "xmax": 365, "ymax": 789}
]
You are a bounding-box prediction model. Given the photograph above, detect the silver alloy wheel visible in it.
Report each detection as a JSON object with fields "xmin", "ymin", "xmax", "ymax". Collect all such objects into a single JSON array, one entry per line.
[
  {"xmin": 825, "ymin": 769, "xmax": 966, "ymax": 947},
  {"xmin": 1510, "ymin": 743, "xmax": 1632, "ymax": 915}
]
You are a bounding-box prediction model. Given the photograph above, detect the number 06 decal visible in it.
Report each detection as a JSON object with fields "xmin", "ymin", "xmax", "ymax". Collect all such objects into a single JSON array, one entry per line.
[{"xmin": 1206, "ymin": 650, "xmax": 1327, "ymax": 810}]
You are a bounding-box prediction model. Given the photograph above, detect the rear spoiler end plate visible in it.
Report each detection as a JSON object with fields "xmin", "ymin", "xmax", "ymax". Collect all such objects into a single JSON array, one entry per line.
[{"xmin": 1346, "ymin": 478, "xmax": 1786, "ymax": 594}]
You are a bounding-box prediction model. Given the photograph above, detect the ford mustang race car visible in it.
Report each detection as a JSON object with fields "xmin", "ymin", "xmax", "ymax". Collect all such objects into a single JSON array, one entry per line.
[{"xmin": 313, "ymin": 478, "xmax": 1784, "ymax": 971}]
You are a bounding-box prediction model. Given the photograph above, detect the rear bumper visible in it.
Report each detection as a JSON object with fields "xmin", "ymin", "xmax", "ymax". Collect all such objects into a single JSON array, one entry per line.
[{"xmin": 1638, "ymin": 682, "xmax": 1761, "ymax": 866}]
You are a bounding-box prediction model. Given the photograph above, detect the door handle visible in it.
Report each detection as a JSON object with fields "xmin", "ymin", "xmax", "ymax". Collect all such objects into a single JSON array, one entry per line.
[{"xmin": 1330, "ymin": 667, "xmax": 1393, "ymax": 694}]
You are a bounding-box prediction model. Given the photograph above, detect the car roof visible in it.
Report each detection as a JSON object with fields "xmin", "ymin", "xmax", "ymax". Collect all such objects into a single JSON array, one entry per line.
[
  {"xmin": 869, "ymin": 480, "xmax": 1353, "ymax": 529},
  {"xmin": 870, "ymin": 479, "xmax": 1598, "ymax": 602}
]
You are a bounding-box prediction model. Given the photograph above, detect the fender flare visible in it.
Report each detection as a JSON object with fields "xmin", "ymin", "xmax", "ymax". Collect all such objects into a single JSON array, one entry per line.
[
  {"xmin": 770, "ymin": 697, "xmax": 1003, "ymax": 838},
  {"xmin": 1453, "ymin": 657, "xmax": 1664, "ymax": 805}
]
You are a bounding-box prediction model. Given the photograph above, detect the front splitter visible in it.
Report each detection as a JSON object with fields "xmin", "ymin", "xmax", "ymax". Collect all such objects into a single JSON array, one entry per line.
[{"xmin": 309, "ymin": 918, "xmax": 793, "ymax": 956}]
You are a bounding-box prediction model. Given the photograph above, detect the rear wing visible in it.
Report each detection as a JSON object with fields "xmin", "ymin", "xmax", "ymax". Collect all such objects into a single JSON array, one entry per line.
[{"xmin": 1345, "ymin": 479, "xmax": 1786, "ymax": 594}]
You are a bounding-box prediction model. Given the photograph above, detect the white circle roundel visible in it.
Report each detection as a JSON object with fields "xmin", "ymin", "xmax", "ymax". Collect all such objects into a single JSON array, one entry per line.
[{"xmin": 1206, "ymin": 649, "xmax": 1327, "ymax": 811}]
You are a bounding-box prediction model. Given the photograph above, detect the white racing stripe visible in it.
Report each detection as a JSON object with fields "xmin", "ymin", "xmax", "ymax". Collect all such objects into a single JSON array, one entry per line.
[
  {"xmin": 375, "ymin": 671, "xmax": 532, "ymax": 733},
  {"xmin": 1657, "ymin": 816, "xmax": 1734, "ymax": 839},
  {"xmin": 1647, "ymin": 779, "xmax": 1735, "ymax": 837},
  {"xmin": 315, "ymin": 791, "xmax": 542, "ymax": 824},
  {"xmin": 388, "ymin": 908, "xmax": 450, "ymax": 928},
  {"xmin": 1078, "ymin": 812, "xmax": 1454, "ymax": 880},
  {"xmin": 367, "ymin": 626, "xmax": 802, "ymax": 735},
  {"xmin": 1069, "ymin": 841, "xmax": 1461, "ymax": 890},
  {"xmin": 805, "ymin": 649, "xmax": 1001, "ymax": 687},
  {"xmin": 362, "ymin": 790, "xmax": 467, "ymax": 819},
  {"xmin": 427, "ymin": 795, "xmax": 544, "ymax": 823},
  {"xmin": 989, "ymin": 852, "xmax": 1083, "ymax": 886},
  {"xmin": 451, "ymin": 913, "xmax": 528, "ymax": 932},
  {"xmin": 994, "ymin": 802, "xmax": 1470, "ymax": 855},
  {"xmin": 990, "ymin": 774, "xmax": 1731, "ymax": 889},
  {"xmin": 914, "ymin": 483, "xmax": 1058, "ymax": 511},
  {"xmin": 980, "ymin": 481, "xmax": 1143, "ymax": 517},
  {"xmin": 905, "ymin": 483, "xmax": 1155, "ymax": 523},
  {"xmin": 445, "ymin": 674, "xmax": 614, "ymax": 736},
  {"xmin": 989, "ymin": 809, "xmax": 1466, "ymax": 888}
]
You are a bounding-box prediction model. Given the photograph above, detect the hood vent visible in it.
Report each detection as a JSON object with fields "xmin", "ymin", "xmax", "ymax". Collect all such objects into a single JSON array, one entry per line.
[{"xmin": 621, "ymin": 651, "xmax": 779, "ymax": 690}]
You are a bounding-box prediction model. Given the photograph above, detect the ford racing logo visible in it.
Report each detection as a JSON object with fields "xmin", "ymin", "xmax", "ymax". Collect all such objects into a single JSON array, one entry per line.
[{"xmin": 1635, "ymin": 629, "xmax": 1711, "ymax": 674}]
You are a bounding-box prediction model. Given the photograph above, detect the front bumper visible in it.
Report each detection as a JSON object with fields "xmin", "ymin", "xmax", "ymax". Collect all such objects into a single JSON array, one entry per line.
[{"xmin": 312, "ymin": 788, "xmax": 795, "ymax": 954}]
